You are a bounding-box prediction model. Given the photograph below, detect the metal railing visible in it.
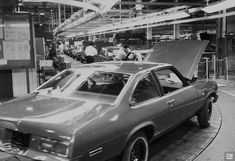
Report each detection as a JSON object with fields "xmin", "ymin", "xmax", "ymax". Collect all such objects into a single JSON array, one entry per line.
[{"xmin": 198, "ymin": 55, "xmax": 229, "ymax": 85}]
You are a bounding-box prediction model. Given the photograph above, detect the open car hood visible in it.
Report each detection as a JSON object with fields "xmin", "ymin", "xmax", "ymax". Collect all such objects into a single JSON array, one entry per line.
[{"xmin": 146, "ymin": 40, "xmax": 208, "ymax": 80}]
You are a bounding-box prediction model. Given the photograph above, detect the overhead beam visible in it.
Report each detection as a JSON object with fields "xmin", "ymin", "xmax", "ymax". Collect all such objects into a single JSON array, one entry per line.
[
  {"xmin": 23, "ymin": 0, "xmax": 100, "ymax": 11},
  {"xmin": 54, "ymin": 0, "xmax": 119, "ymax": 33},
  {"xmin": 87, "ymin": 11, "xmax": 235, "ymax": 36},
  {"xmin": 117, "ymin": 2, "xmax": 204, "ymax": 6}
]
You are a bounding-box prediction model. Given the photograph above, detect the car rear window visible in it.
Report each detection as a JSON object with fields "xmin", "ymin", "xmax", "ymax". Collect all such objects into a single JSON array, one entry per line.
[
  {"xmin": 38, "ymin": 70, "xmax": 77, "ymax": 91},
  {"xmin": 72, "ymin": 72, "xmax": 130, "ymax": 102}
]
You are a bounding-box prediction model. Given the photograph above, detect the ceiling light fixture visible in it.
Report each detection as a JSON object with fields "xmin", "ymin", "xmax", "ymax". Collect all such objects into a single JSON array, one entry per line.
[{"xmin": 202, "ymin": 0, "xmax": 235, "ymax": 13}]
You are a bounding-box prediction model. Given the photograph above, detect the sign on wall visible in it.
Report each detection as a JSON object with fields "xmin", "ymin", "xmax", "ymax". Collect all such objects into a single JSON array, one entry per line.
[{"xmin": 0, "ymin": 13, "xmax": 35, "ymax": 69}]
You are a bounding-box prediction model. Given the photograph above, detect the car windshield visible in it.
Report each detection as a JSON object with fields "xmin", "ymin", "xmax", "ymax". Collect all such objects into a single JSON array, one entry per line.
[
  {"xmin": 36, "ymin": 70, "xmax": 131, "ymax": 103},
  {"xmin": 71, "ymin": 72, "xmax": 130, "ymax": 103}
]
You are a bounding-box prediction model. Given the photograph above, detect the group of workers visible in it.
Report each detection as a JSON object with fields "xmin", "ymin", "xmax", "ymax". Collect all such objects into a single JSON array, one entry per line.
[
  {"xmin": 47, "ymin": 40, "xmax": 143, "ymax": 64},
  {"xmin": 83, "ymin": 42, "xmax": 143, "ymax": 64}
]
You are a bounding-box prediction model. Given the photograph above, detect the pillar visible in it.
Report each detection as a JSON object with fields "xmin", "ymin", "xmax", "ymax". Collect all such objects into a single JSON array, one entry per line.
[
  {"xmin": 92, "ymin": 35, "xmax": 96, "ymax": 42},
  {"xmin": 58, "ymin": 4, "xmax": 61, "ymax": 25},
  {"xmin": 173, "ymin": 0, "xmax": 180, "ymax": 40},
  {"xmin": 63, "ymin": 4, "xmax": 66, "ymax": 22},
  {"xmin": 146, "ymin": 27, "xmax": 152, "ymax": 48},
  {"xmin": 173, "ymin": 24, "xmax": 180, "ymax": 40},
  {"xmin": 98, "ymin": 34, "xmax": 102, "ymax": 41},
  {"xmin": 88, "ymin": 35, "xmax": 92, "ymax": 41},
  {"xmin": 216, "ymin": 10, "xmax": 227, "ymax": 76}
]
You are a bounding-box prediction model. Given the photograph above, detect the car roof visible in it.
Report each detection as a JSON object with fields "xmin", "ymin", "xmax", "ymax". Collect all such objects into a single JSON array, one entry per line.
[{"xmin": 72, "ymin": 61, "xmax": 171, "ymax": 74}]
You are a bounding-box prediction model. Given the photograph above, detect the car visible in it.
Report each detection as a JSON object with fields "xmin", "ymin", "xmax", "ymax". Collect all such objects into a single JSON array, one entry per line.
[
  {"xmin": 99, "ymin": 46, "xmax": 120, "ymax": 61},
  {"xmin": 0, "ymin": 40, "xmax": 218, "ymax": 161}
]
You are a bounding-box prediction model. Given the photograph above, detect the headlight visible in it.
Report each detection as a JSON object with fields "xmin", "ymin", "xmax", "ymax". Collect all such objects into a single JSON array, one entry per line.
[{"xmin": 30, "ymin": 135, "xmax": 70, "ymax": 157}]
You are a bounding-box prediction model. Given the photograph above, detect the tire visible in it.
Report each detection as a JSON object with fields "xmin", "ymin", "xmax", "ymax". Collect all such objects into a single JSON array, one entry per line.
[
  {"xmin": 197, "ymin": 97, "xmax": 213, "ymax": 128},
  {"xmin": 122, "ymin": 132, "xmax": 149, "ymax": 161}
]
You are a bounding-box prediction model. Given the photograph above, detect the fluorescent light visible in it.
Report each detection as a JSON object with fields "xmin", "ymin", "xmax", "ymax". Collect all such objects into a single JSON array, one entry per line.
[{"xmin": 202, "ymin": 0, "xmax": 235, "ymax": 13}]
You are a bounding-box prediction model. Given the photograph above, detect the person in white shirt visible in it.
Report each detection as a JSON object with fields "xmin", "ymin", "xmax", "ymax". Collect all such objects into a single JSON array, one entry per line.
[
  {"xmin": 114, "ymin": 44, "xmax": 127, "ymax": 61},
  {"xmin": 58, "ymin": 41, "xmax": 65, "ymax": 54},
  {"xmin": 84, "ymin": 42, "xmax": 98, "ymax": 63}
]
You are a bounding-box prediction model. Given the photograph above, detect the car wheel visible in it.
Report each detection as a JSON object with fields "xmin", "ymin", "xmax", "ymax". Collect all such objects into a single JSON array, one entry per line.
[
  {"xmin": 197, "ymin": 97, "xmax": 212, "ymax": 128},
  {"xmin": 122, "ymin": 132, "xmax": 149, "ymax": 161}
]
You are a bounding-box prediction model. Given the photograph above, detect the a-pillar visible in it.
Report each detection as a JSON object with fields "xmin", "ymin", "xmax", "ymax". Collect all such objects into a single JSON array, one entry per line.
[
  {"xmin": 146, "ymin": 27, "xmax": 152, "ymax": 48},
  {"xmin": 173, "ymin": 24, "xmax": 180, "ymax": 40}
]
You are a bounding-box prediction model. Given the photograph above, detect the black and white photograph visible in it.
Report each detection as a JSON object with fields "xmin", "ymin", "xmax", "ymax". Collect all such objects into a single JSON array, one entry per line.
[{"xmin": 0, "ymin": 0, "xmax": 235, "ymax": 160}]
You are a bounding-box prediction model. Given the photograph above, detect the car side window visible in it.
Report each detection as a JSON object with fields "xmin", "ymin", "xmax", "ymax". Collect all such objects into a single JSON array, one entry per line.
[
  {"xmin": 131, "ymin": 73, "xmax": 159, "ymax": 104},
  {"xmin": 154, "ymin": 69, "xmax": 183, "ymax": 94}
]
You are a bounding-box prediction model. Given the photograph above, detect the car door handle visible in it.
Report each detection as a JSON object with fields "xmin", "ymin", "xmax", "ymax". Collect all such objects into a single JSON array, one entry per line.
[{"xmin": 167, "ymin": 99, "xmax": 175, "ymax": 107}]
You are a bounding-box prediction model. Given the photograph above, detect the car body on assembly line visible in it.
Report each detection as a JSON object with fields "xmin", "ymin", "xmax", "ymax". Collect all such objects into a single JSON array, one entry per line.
[{"xmin": 0, "ymin": 40, "xmax": 218, "ymax": 161}]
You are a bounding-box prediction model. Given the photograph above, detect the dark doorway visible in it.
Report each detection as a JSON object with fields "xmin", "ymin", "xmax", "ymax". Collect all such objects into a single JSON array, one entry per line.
[{"xmin": 0, "ymin": 70, "xmax": 13, "ymax": 99}]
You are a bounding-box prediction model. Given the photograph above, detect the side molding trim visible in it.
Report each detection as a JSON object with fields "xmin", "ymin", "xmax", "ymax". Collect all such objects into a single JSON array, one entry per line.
[{"xmin": 89, "ymin": 147, "xmax": 103, "ymax": 157}]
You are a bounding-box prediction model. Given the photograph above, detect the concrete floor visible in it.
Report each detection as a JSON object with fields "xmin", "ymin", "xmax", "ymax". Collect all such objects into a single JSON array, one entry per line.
[{"xmin": 149, "ymin": 104, "xmax": 221, "ymax": 161}]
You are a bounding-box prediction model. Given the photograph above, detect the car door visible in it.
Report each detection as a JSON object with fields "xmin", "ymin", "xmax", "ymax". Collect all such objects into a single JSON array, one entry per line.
[
  {"xmin": 153, "ymin": 67, "xmax": 199, "ymax": 127},
  {"xmin": 130, "ymin": 72, "xmax": 170, "ymax": 134}
]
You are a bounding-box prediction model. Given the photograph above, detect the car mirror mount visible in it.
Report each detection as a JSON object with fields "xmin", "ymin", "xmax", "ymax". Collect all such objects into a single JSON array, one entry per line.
[{"xmin": 129, "ymin": 98, "xmax": 137, "ymax": 106}]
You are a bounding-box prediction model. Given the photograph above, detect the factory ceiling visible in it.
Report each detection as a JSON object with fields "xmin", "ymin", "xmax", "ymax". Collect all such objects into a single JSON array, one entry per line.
[{"xmin": 1, "ymin": 0, "xmax": 234, "ymax": 38}]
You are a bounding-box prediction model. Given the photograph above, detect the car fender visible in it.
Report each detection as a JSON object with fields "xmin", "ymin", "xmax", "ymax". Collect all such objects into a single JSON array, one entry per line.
[{"xmin": 122, "ymin": 121, "xmax": 155, "ymax": 150}]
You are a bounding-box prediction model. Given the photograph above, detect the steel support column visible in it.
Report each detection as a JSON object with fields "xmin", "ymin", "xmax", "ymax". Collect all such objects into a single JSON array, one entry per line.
[
  {"xmin": 174, "ymin": 24, "xmax": 180, "ymax": 40},
  {"xmin": 146, "ymin": 27, "xmax": 152, "ymax": 48},
  {"xmin": 58, "ymin": 4, "xmax": 61, "ymax": 25},
  {"xmin": 216, "ymin": 10, "xmax": 227, "ymax": 76}
]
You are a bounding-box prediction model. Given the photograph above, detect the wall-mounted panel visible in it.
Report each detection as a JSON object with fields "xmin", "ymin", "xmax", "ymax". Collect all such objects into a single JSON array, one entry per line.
[{"xmin": 0, "ymin": 12, "xmax": 35, "ymax": 69}]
